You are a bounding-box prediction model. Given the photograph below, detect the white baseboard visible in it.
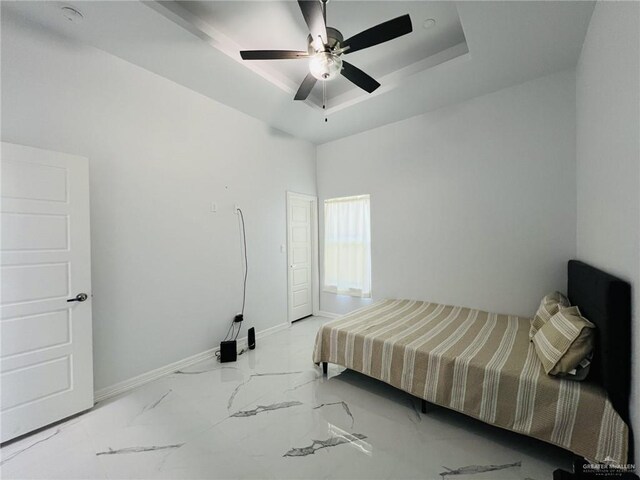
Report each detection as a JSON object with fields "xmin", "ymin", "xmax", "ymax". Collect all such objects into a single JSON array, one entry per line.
[
  {"xmin": 254, "ymin": 322, "xmax": 289, "ymax": 340},
  {"xmin": 315, "ymin": 310, "xmax": 340, "ymax": 319},
  {"xmin": 94, "ymin": 322, "xmax": 289, "ymax": 403}
]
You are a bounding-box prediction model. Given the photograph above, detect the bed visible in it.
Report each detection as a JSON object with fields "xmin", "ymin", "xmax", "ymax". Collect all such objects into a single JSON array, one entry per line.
[{"xmin": 312, "ymin": 260, "xmax": 633, "ymax": 466}]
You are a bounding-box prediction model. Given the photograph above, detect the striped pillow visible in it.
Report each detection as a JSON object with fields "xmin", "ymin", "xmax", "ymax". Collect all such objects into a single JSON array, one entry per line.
[
  {"xmin": 529, "ymin": 291, "xmax": 570, "ymax": 340},
  {"xmin": 532, "ymin": 306, "xmax": 595, "ymax": 376}
]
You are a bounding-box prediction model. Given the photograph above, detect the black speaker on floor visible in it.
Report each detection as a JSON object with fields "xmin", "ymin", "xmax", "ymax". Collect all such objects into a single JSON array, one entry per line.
[
  {"xmin": 220, "ymin": 340, "xmax": 237, "ymax": 363},
  {"xmin": 248, "ymin": 327, "xmax": 255, "ymax": 350}
]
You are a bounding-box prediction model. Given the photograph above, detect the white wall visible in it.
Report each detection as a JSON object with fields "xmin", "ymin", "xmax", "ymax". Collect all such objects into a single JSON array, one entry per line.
[
  {"xmin": 317, "ymin": 70, "xmax": 577, "ymax": 317},
  {"xmin": 575, "ymin": 1, "xmax": 640, "ymax": 464},
  {"xmin": 1, "ymin": 14, "xmax": 316, "ymax": 391}
]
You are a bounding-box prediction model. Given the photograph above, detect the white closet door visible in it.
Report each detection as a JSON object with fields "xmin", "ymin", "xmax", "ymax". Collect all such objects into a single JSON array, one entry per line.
[
  {"xmin": 287, "ymin": 194, "xmax": 314, "ymax": 321},
  {"xmin": 1, "ymin": 142, "xmax": 94, "ymax": 442}
]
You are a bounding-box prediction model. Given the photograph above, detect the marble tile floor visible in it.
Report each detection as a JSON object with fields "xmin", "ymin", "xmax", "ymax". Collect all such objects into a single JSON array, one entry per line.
[{"xmin": 0, "ymin": 316, "xmax": 572, "ymax": 480}]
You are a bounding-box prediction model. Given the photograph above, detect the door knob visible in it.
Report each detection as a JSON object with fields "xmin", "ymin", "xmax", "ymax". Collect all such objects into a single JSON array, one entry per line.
[{"xmin": 67, "ymin": 293, "xmax": 88, "ymax": 303}]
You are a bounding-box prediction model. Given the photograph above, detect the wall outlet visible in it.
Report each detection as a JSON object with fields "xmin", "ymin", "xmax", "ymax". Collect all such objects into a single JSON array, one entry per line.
[
  {"xmin": 234, "ymin": 204, "xmax": 240, "ymax": 213},
  {"xmin": 210, "ymin": 202, "xmax": 217, "ymax": 213}
]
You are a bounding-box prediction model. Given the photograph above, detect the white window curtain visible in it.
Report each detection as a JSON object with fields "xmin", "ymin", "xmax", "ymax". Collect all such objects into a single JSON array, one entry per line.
[{"xmin": 323, "ymin": 194, "xmax": 371, "ymax": 298}]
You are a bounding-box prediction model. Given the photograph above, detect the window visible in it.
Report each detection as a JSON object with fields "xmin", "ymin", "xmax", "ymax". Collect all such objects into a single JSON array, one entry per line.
[{"xmin": 323, "ymin": 194, "xmax": 371, "ymax": 298}]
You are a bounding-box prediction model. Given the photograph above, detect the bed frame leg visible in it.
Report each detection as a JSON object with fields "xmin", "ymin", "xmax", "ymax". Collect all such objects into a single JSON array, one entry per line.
[
  {"xmin": 553, "ymin": 457, "xmax": 589, "ymax": 479},
  {"xmin": 420, "ymin": 399, "xmax": 435, "ymax": 414},
  {"xmin": 322, "ymin": 362, "xmax": 328, "ymax": 376}
]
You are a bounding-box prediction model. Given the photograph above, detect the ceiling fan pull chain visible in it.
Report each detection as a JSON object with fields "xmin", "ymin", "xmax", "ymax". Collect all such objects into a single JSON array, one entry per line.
[{"xmin": 323, "ymin": 80, "xmax": 327, "ymax": 123}]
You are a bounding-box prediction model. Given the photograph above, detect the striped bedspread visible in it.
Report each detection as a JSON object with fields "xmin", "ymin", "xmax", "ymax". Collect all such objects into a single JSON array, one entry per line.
[{"xmin": 312, "ymin": 299, "xmax": 628, "ymax": 464}]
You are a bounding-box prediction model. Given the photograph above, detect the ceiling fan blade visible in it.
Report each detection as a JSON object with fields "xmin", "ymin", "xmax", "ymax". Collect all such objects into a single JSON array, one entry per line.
[
  {"xmin": 240, "ymin": 50, "xmax": 309, "ymax": 60},
  {"xmin": 298, "ymin": 0, "xmax": 327, "ymax": 45},
  {"xmin": 341, "ymin": 61, "xmax": 380, "ymax": 93},
  {"xmin": 343, "ymin": 14, "xmax": 412, "ymax": 55},
  {"xmin": 294, "ymin": 72, "xmax": 318, "ymax": 100}
]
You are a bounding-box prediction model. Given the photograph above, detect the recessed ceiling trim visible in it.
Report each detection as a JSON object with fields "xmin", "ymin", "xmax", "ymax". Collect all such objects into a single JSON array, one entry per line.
[
  {"xmin": 143, "ymin": 0, "xmax": 323, "ymax": 113},
  {"xmin": 324, "ymin": 41, "xmax": 470, "ymax": 115},
  {"xmin": 145, "ymin": 0, "xmax": 468, "ymax": 115},
  {"xmin": 2, "ymin": 0, "xmax": 596, "ymax": 145}
]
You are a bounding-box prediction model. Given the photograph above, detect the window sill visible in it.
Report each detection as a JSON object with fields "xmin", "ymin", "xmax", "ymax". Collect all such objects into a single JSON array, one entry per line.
[{"xmin": 323, "ymin": 287, "xmax": 371, "ymax": 299}]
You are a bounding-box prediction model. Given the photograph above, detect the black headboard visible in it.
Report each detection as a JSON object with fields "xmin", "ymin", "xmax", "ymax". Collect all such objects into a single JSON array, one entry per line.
[{"xmin": 567, "ymin": 260, "xmax": 632, "ymax": 425}]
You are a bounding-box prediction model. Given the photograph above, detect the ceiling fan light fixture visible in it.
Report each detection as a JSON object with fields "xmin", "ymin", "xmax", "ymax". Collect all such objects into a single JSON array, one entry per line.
[{"xmin": 309, "ymin": 52, "xmax": 343, "ymax": 81}]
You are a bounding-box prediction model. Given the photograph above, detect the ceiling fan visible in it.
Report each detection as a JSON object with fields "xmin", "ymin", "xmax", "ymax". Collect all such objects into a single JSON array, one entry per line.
[{"xmin": 239, "ymin": 0, "xmax": 413, "ymax": 101}]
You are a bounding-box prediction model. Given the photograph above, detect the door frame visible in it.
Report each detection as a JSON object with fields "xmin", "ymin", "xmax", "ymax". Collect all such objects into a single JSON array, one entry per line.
[{"xmin": 286, "ymin": 191, "xmax": 320, "ymax": 323}]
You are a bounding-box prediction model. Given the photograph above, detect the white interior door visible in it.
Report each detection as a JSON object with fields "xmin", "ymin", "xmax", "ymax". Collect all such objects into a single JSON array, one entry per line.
[
  {"xmin": 1, "ymin": 142, "xmax": 93, "ymax": 443},
  {"xmin": 287, "ymin": 193, "xmax": 317, "ymax": 322}
]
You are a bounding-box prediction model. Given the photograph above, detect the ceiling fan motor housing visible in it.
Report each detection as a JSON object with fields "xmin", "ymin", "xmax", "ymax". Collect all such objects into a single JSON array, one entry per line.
[{"xmin": 307, "ymin": 27, "xmax": 344, "ymax": 53}]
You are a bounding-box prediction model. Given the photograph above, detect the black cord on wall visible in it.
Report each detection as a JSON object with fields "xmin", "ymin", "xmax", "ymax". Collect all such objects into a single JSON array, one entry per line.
[
  {"xmin": 222, "ymin": 320, "xmax": 235, "ymax": 343},
  {"xmin": 234, "ymin": 208, "xmax": 248, "ymax": 341},
  {"xmin": 217, "ymin": 207, "xmax": 249, "ymax": 360},
  {"xmin": 238, "ymin": 208, "xmax": 248, "ymax": 317}
]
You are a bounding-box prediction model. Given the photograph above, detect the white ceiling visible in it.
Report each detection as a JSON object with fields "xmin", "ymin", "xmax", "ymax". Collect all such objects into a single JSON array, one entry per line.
[{"xmin": 3, "ymin": 1, "xmax": 594, "ymax": 144}]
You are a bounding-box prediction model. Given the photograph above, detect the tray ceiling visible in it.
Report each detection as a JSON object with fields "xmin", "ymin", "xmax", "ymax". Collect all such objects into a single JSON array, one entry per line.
[
  {"xmin": 174, "ymin": 1, "xmax": 468, "ymax": 104},
  {"xmin": 2, "ymin": 1, "xmax": 595, "ymax": 144}
]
